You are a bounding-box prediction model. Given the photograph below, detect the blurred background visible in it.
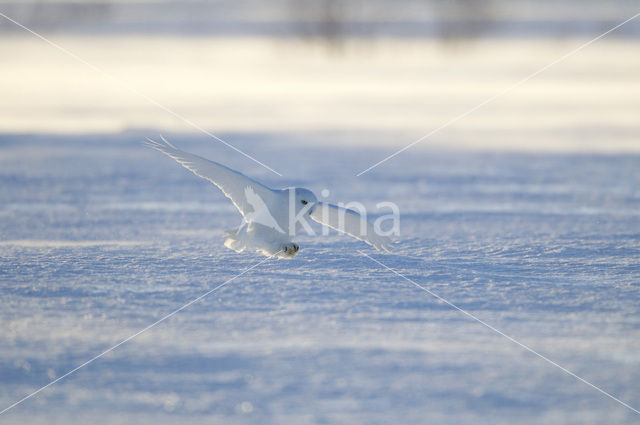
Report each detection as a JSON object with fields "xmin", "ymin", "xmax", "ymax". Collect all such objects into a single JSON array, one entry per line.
[
  {"xmin": 1, "ymin": 2, "xmax": 640, "ymax": 425},
  {"xmin": 0, "ymin": 0, "xmax": 639, "ymax": 151}
]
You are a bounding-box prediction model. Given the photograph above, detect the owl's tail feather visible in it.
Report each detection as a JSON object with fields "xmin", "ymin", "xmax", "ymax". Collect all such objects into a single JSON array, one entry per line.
[
  {"xmin": 224, "ymin": 224, "xmax": 286, "ymax": 257},
  {"xmin": 224, "ymin": 226, "xmax": 247, "ymax": 253}
]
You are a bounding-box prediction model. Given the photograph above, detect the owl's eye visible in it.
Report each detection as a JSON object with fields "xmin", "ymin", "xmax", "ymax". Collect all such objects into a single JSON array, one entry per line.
[{"xmin": 301, "ymin": 200, "xmax": 308, "ymax": 205}]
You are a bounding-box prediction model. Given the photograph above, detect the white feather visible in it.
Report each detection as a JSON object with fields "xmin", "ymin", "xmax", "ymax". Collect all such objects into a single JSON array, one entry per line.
[
  {"xmin": 310, "ymin": 202, "xmax": 392, "ymax": 252},
  {"xmin": 144, "ymin": 138, "xmax": 276, "ymax": 219},
  {"xmin": 146, "ymin": 138, "xmax": 394, "ymax": 257}
]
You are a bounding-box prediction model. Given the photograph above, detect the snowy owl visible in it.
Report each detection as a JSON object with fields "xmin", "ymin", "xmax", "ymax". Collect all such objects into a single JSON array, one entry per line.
[{"xmin": 145, "ymin": 138, "xmax": 392, "ymax": 258}]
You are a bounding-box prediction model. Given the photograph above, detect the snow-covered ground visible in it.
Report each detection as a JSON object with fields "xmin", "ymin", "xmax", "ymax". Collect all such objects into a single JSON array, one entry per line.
[
  {"xmin": 1, "ymin": 4, "xmax": 639, "ymax": 420},
  {"xmin": 0, "ymin": 36, "xmax": 639, "ymax": 154},
  {"xmin": 0, "ymin": 133, "xmax": 639, "ymax": 424}
]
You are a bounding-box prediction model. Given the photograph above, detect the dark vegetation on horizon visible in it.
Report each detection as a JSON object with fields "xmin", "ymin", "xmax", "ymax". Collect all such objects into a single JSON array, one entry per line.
[{"xmin": 1, "ymin": 0, "xmax": 638, "ymax": 45}]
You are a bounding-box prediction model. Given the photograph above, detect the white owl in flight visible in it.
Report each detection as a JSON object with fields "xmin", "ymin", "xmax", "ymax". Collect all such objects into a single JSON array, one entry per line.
[{"xmin": 145, "ymin": 138, "xmax": 392, "ymax": 258}]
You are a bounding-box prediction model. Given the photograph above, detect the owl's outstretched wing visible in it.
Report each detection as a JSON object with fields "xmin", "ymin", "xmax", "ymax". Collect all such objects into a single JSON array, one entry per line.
[
  {"xmin": 244, "ymin": 186, "xmax": 285, "ymax": 233},
  {"xmin": 145, "ymin": 137, "xmax": 275, "ymax": 218},
  {"xmin": 310, "ymin": 202, "xmax": 392, "ymax": 252}
]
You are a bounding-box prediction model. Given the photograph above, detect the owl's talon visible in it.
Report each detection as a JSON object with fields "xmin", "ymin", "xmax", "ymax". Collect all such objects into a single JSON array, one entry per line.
[{"xmin": 280, "ymin": 242, "xmax": 300, "ymax": 258}]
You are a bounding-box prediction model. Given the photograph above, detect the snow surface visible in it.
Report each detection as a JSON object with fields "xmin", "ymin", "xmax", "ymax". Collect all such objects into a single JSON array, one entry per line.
[
  {"xmin": 0, "ymin": 133, "xmax": 639, "ymax": 424},
  {"xmin": 2, "ymin": 36, "xmax": 639, "ymax": 155}
]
